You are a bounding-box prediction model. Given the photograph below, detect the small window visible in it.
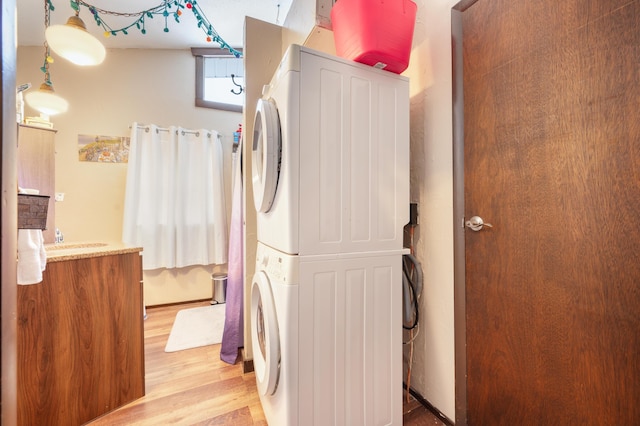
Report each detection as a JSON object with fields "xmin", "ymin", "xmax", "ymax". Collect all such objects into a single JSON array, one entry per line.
[{"xmin": 192, "ymin": 48, "xmax": 244, "ymax": 113}]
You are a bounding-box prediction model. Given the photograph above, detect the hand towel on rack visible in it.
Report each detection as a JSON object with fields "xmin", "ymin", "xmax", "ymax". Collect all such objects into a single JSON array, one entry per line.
[{"xmin": 17, "ymin": 188, "xmax": 47, "ymax": 285}]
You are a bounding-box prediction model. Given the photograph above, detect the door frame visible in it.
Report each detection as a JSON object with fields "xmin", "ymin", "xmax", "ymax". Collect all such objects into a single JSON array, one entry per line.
[
  {"xmin": 2, "ymin": 0, "xmax": 19, "ymax": 424},
  {"xmin": 451, "ymin": 1, "xmax": 479, "ymax": 424}
]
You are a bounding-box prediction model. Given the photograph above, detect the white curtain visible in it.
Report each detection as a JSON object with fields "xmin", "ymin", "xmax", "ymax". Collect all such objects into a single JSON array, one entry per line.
[{"xmin": 122, "ymin": 122, "xmax": 228, "ymax": 270}]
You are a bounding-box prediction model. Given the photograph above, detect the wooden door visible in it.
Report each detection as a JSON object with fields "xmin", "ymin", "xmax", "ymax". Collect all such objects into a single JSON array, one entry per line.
[{"xmin": 454, "ymin": 0, "xmax": 640, "ymax": 424}]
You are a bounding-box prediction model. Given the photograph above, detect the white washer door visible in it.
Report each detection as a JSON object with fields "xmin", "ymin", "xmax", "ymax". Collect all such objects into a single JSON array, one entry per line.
[
  {"xmin": 251, "ymin": 270, "xmax": 280, "ymax": 396},
  {"xmin": 252, "ymin": 98, "xmax": 280, "ymax": 213}
]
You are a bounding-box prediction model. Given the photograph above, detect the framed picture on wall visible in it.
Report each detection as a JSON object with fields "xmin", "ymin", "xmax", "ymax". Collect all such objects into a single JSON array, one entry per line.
[{"xmin": 78, "ymin": 134, "xmax": 130, "ymax": 163}]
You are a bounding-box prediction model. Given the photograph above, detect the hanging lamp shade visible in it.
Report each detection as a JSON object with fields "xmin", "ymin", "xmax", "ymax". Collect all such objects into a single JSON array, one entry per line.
[
  {"xmin": 45, "ymin": 15, "xmax": 106, "ymax": 66},
  {"xmin": 25, "ymin": 83, "xmax": 69, "ymax": 116}
]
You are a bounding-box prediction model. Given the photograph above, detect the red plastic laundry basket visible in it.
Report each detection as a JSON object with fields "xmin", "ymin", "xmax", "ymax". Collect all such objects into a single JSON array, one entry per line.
[{"xmin": 330, "ymin": 0, "xmax": 417, "ymax": 74}]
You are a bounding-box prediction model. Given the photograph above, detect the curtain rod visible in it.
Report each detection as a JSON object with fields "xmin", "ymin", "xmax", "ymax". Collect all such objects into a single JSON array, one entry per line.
[{"xmin": 130, "ymin": 124, "xmax": 220, "ymax": 139}]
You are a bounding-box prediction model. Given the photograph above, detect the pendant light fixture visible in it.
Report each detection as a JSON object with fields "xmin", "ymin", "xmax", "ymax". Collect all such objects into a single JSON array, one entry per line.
[
  {"xmin": 25, "ymin": 82, "xmax": 69, "ymax": 116},
  {"xmin": 45, "ymin": 1, "xmax": 106, "ymax": 66},
  {"xmin": 25, "ymin": 0, "xmax": 68, "ymax": 116}
]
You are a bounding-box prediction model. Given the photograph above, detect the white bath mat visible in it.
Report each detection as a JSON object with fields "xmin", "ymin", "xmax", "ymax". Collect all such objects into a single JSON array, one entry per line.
[{"xmin": 164, "ymin": 304, "xmax": 226, "ymax": 352}]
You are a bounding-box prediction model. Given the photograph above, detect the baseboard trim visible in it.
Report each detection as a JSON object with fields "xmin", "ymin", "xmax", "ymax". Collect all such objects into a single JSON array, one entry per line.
[
  {"xmin": 146, "ymin": 299, "xmax": 211, "ymax": 309},
  {"xmin": 241, "ymin": 348, "xmax": 254, "ymax": 373},
  {"xmin": 403, "ymin": 384, "xmax": 455, "ymax": 425}
]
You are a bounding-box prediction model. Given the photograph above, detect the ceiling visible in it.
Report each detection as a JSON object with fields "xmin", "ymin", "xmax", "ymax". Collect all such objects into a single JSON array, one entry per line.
[{"xmin": 17, "ymin": 0, "xmax": 292, "ymax": 50}]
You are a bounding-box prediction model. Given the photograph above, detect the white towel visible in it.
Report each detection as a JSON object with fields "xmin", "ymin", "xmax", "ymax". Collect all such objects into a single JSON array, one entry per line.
[{"xmin": 17, "ymin": 188, "xmax": 47, "ymax": 285}]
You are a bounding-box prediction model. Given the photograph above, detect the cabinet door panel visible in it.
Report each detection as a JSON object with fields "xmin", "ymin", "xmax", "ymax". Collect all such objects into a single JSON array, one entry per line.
[{"xmin": 17, "ymin": 252, "xmax": 145, "ymax": 425}]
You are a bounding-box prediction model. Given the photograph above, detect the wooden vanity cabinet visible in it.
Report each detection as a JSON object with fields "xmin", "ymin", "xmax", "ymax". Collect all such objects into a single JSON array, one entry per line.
[
  {"xmin": 17, "ymin": 124, "xmax": 56, "ymax": 243},
  {"xmin": 17, "ymin": 250, "xmax": 145, "ymax": 425}
]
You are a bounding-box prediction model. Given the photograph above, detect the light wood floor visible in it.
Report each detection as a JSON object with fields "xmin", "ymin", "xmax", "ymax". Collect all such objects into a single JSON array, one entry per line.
[{"xmin": 87, "ymin": 300, "xmax": 445, "ymax": 425}]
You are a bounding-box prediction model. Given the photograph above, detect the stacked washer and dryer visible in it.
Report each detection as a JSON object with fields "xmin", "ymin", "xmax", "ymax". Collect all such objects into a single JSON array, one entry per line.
[{"xmin": 250, "ymin": 45, "xmax": 409, "ymax": 425}]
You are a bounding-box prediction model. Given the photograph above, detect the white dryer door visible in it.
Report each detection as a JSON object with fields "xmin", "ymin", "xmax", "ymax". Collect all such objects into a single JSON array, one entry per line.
[
  {"xmin": 252, "ymin": 98, "xmax": 280, "ymax": 213},
  {"xmin": 251, "ymin": 270, "xmax": 280, "ymax": 396}
]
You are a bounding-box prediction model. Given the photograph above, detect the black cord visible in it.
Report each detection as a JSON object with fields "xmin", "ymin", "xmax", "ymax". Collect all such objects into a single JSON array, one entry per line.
[{"xmin": 402, "ymin": 254, "xmax": 422, "ymax": 330}]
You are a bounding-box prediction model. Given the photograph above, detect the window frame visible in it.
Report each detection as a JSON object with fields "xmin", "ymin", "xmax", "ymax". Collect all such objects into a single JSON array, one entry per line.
[{"xmin": 192, "ymin": 47, "xmax": 244, "ymax": 113}]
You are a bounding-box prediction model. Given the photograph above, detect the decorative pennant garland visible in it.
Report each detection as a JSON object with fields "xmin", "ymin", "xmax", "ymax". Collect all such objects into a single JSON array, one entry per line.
[{"xmin": 52, "ymin": 0, "xmax": 242, "ymax": 57}]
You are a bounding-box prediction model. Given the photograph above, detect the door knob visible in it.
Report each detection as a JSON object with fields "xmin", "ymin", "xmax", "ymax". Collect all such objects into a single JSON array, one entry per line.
[{"xmin": 465, "ymin": 216, "xmax": 493, "ymax": 231}]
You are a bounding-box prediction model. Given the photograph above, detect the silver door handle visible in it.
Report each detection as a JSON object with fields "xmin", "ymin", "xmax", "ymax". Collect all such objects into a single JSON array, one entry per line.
[{"xmin": 465, "ymin": 216, "xmax": 493, "ymax": 231}]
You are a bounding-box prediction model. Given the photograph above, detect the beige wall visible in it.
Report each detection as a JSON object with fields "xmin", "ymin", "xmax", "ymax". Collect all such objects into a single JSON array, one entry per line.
[
  {"xmin": 402, "ymin": 0, "xmax": 458, "ymax": 420},
  {"xmin": 243, "ymin": 1, "xmax": 458, "ymax": 419},
  {"xmin": 242, "ymin": 16, "xmax": 283, "ymax": 361},
  {"xmin": 17, "ymin": 47, "xmax": 241, "ymax": 306},
  {"xmin": 283, "ymin": 0, "xmax": 336, "ymax": 55},
  {"xmin": 279, "ymin": 1, "xmax": 459, "ymax": 418},
  {"xmin": 14, "ymin": 0, "xmax": 462, "ymax": 417},
  {"xmin": 240, "ymin": 11, "xmax": 337, "ymax": 361}
]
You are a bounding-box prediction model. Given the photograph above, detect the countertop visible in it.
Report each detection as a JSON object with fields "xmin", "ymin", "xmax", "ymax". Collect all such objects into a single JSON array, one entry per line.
[{"xmin": 45, "ymin": 242, "xmax": 143, "ymax": 263}]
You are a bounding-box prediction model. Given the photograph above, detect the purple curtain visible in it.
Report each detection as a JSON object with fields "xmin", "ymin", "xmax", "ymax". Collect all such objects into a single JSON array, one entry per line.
[{"xmin": 220, "ymin": 140, "xmax": 244, "ymax": 364}]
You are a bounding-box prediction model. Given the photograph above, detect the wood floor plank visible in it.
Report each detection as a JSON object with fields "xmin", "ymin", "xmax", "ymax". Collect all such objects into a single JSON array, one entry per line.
[
  {"xmin": 191, "ymin": 406, "xmax": 257, "ymax": 426},
  {"xmin": 87, "ymin": 301, "xmax": 266, "ymax": 425},
  {"xmin": 86, "ymin": 300, "xmax": 441, "ymax": 425}
]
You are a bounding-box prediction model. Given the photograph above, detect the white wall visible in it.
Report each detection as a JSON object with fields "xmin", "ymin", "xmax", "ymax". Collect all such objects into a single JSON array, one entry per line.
[
  {"xmin": 17, "ymin": 47, "xmax": 241, "ymax": 306},
  {"xmin": 402, "ymin": 0, "xmax": 459, "ymax": 421}
]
